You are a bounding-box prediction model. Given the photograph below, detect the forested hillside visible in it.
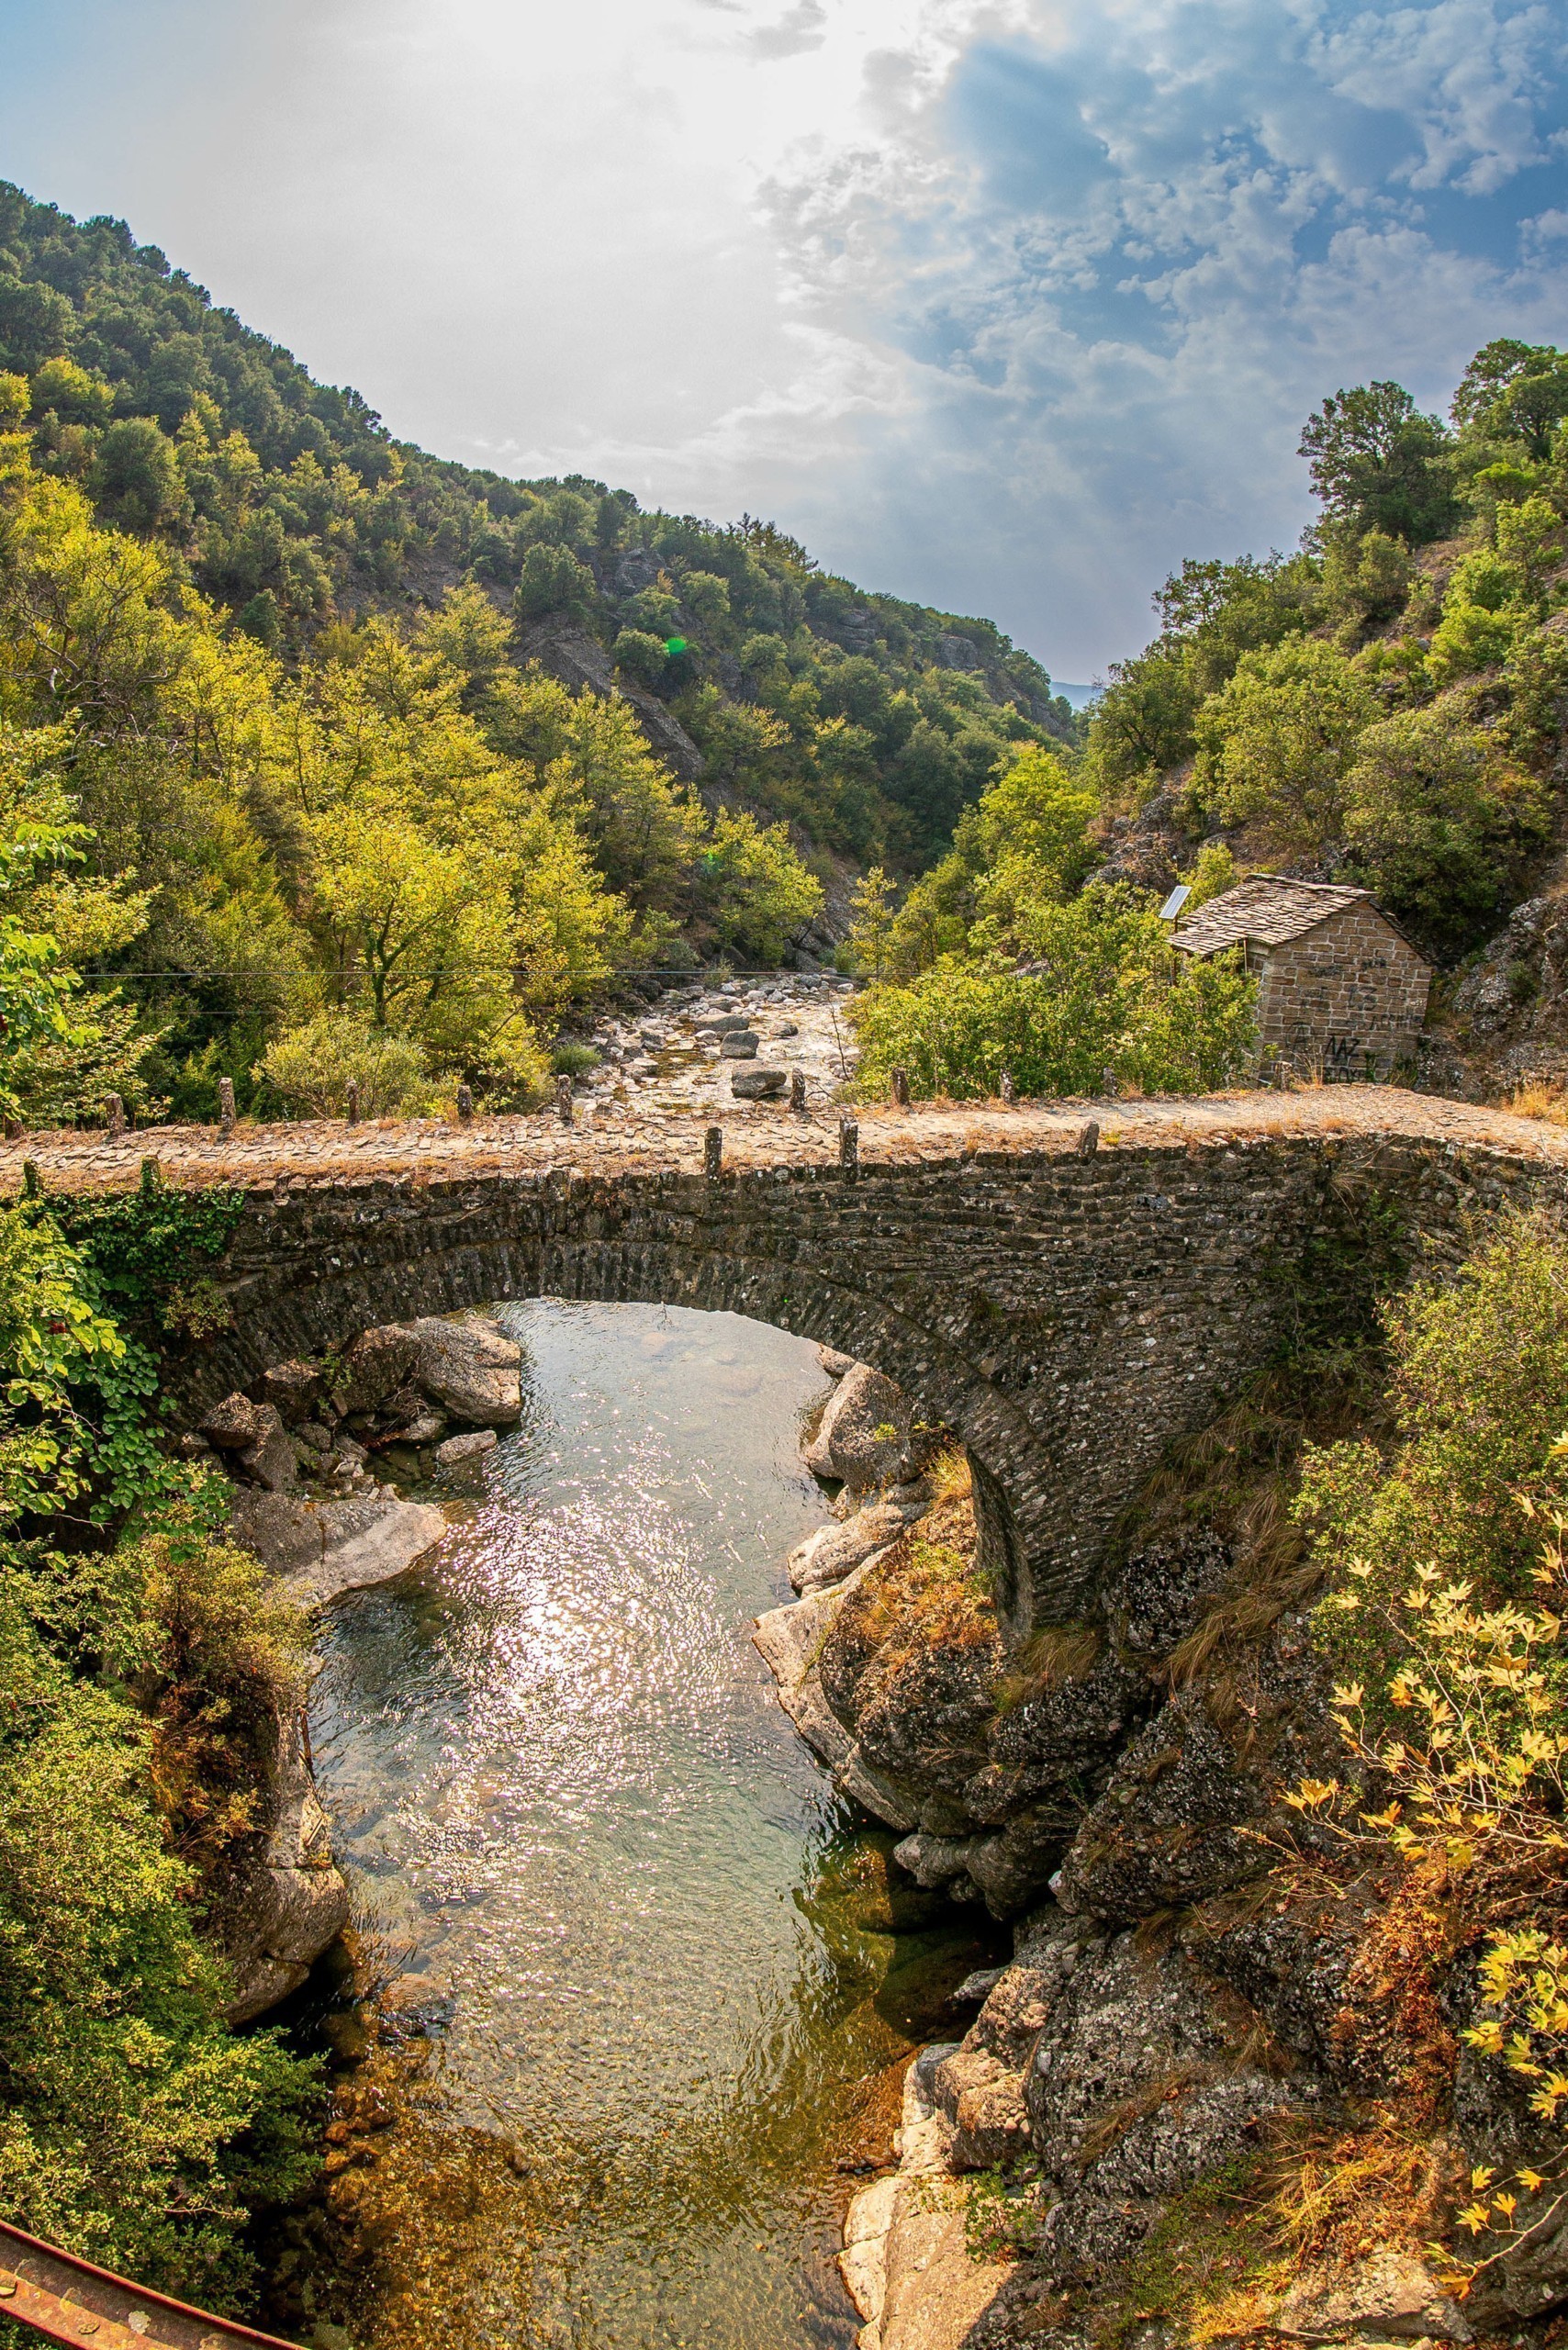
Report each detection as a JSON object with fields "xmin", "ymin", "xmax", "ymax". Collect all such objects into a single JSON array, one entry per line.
[
  {"xmin": 0, "ymin": 182, "xmax": 1072, "ymax": 864},
  {"xmin": 848, "ymin": 341, "xmax": 1568, "ymax": 1099}
]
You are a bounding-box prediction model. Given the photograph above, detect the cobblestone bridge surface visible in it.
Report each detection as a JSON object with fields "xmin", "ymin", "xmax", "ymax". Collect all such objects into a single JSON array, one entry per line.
[{"xmin": 9, "ymin": 1087, "xmax": 1567, "ymax": 1627}]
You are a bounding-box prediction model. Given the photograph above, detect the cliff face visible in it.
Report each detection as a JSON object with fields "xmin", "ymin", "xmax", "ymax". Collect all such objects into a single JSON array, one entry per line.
[{"xmin": 759, "ymin": 1353, "xmax": 1568, "ymax": 2350}]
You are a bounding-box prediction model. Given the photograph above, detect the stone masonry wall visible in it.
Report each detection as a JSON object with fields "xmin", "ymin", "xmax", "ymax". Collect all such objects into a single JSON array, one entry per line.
[
  {"xmin": 1257, "ymin": 902, "xmax": 1431, "ymax": 1080},
  {"xmin": 169, "ymin": 1124, "xmax": 1557, "ymax": 1631}
]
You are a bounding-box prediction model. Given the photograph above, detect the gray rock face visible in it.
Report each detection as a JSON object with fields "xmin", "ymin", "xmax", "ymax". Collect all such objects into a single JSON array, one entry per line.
[
  {"xmin": 893, "ymin": 1831, "xmax": 978, "ymax": 1887},
  {"xmin": 1025, "ymin": 1932, "xmax": 1300, "ymax": 2285},
  {"xmin": 802, "ymin": 1362, "xmax": 940, "ymax": 1489},
  {"xmin": 229, "ymin": 1484, "xmax": 446, "ymax": 1606},
  {"xmin": 218, "ymin": 1709, "xmax": 351, "ymax": 2023},
  {"xmin": 406, "ymin": 1315, "xmax": 522, "ymax": 1425},
  {"xmin": 1055, "ymin": 1689, "xmax": 1271, "ymax": 1921},
  {"xmin": 972, "ymin": 1649, "xmax": 1145, "ymax": 1827},
  {"xmin": 1103, "ymin": 1525, "xmax": 1234, "ymax": 1669},
  {"xmin": 200, "ymin": 1393, "xmax": 296, "ymax": 1491},
  {"xmin": 336, "ymin": 1324, "xmax": 420, "ymax": 1415},
  {"xmin": 730, "ymin": 1066, "xmax": 787, "ymax": 1098},
  {"xmin": 435, "ymin": 1427, "xmax": 498, "ymax": 1468}
]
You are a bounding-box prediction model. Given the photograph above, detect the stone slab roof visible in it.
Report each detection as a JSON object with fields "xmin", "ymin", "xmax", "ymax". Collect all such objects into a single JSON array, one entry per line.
[{"xmin": 1171, "ymin": 875, "xmax": 1381, "ymax": 957}]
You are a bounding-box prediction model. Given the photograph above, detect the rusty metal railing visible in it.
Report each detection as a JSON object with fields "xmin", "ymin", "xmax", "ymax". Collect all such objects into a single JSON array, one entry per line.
[{"xmin": 0, "ymin": 2221, "xmax": 298, "ymax": 2350}]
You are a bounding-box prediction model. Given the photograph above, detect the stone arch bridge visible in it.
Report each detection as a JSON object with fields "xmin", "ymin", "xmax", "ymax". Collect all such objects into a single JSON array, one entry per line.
[{"xmin": 9, "ymin": 1090, "xmax": 1564, "ymax": 1631}]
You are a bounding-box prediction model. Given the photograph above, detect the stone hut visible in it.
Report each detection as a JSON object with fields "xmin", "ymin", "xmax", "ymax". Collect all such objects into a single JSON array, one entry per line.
[{"xmin": 1171, "ymin": 875, "xmax": 1431, "ymax": 1080}]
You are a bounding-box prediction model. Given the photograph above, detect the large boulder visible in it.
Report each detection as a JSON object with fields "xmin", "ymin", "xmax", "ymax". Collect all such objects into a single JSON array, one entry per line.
[
  {"xmin": 802, "ymin": 1362, "xmax": 940, "ymax": 1490},
  {"xmin": 261, "ymin": 1360, "xmax": 324, "ymax": 1425},
  {"xmin": 406, "ymin": 1315, "xmax": 522, "ymax": 1426},
  {"xmin": 335, "ymin": 1324, "xmax": 421, "ymax": 1415},
  {"xmin": 229, "ymin": 1484, "xmax": 447, "ymax": 1606}
]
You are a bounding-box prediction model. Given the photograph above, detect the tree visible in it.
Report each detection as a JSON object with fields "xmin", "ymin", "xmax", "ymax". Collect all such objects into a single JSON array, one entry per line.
[
  {"xmin": 697, "ymin": 810, "xmax": 823, "ymax": 963},
  {"xmin": 612, "ymin": 628, "xmax": 669, "ymax": 689},
  {"xmin": 1298, "ymin": 381, "xmax": 1458, "ymax": 544},
  {"xmin": 543, "ymin": 692, "xmax": 703, "ymax": 912},
  {"xmin": 1451, "ymin": 340, "xmax": 1568, "ymax": 461},
  {"xmin": 304, "ymin": 800, "xmax": 545, "ymax": 1084},
  {"xmin": 1193, "ymin": 638, "xmax": 1374, "ymax": 850},
  {"xmin": 90, "ymin": 419, "xmax": 189, "ymax": 537},
  {"xmin": 846, "ymin": 867, "xmax": 896, "ymax": 979},
  {"xmin": 513, "ymin": 543, "xmax": 596, "ymax": 626},
  {"xmin": 1342, "ymin": 696, "xmax": 1548, "ymax": 953}
]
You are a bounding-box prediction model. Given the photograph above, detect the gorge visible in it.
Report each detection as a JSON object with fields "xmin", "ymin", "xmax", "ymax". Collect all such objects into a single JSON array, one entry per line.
[{"xmin": 12, "ymin": 1083, "xmax": 1568, "ymax": 2349}]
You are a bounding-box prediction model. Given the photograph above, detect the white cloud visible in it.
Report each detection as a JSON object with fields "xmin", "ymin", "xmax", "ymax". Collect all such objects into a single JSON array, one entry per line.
[{"xmin": 0, "ymin": 0, "xmax": 1564, "ymax": 672}]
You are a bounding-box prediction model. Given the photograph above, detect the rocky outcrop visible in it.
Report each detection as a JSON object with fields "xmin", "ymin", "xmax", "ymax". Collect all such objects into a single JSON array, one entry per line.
[
  {"xmin": 403, "ymin": 1315, "xmax": 522, "ymax": 1426},
  {"xmin": 230, "ymin": 1484, "xmax": 447, "ymax": 1607},
  {"xmin": 216, "ymin": 1708, "xmax": 351, "ymax": 2023}
]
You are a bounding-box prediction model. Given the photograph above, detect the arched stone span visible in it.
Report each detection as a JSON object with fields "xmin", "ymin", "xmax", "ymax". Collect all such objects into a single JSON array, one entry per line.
[{"xmin": 144, "ymin": 1109, "xmax": 1559, "ymax": 1629}]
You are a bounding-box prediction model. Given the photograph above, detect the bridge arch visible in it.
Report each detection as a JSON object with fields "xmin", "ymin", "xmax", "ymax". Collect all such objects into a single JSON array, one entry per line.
[{"xmin": 165, "ymin": 1121, "xmax": 1511, "ymax": 1630}]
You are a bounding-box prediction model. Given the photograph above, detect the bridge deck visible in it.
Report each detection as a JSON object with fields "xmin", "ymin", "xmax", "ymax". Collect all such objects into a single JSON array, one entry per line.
[{"xmin": 0, "ymin": 1085, "xmax": 1563, "ymax": 1197}]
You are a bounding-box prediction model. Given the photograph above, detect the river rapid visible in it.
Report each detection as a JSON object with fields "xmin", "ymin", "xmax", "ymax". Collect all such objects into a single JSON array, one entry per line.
[{"xmin": 293, "ymin": 1300, "xmax": 994, "ymax": 2350}]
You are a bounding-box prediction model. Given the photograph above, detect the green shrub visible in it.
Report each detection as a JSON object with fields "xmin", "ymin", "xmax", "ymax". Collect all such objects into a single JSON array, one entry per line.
[
  {"xmin": 551, "ymin": 1041, "xmax": 600, "ymax": 1077},
  {"xmin": 612, "ymin": 627, "xmax": 670, "ymax": 688},
  {"xmin": 0, "ymin": 1595, "xmax": 318, "ymax": 2304},
  {"xmin": 255, "ymin": 1011, "xmax": 432, "ymax": 1119},
  {"xmin": 1299, "ymin": 1212, "xmax": 1568, "ymax": 1676},
  {"xmin": 851, "ymin": 888, "xmax": 1255, "ymax": 1100}
]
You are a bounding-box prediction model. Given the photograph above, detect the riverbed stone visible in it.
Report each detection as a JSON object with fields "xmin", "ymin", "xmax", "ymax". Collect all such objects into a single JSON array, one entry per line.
[
  {"xmin": 731, "ymin": 1066, "xmax": 788, "ymax": 1099},
  {"xmin": 720, "ymin": 1032, "xmax": 759, "ymax": 1058},
  {"xmin": 790, "ymin": 1504, "xmax": 908, "ymax": 1594},
  {"xmin": 337, "ymin": 1323, "xmax": 420, "ymax": 1415},
  {"xmin": 436, "ymin": 1427, "xmax": 498, "ymax": 1467},
  {"xmin": 229, "ymin": 1484, "xmax": 447, "ymax": 1606},
  {"xmin": 406, "ymin": 1315, "xmax": 522, "ymax": 1425}
]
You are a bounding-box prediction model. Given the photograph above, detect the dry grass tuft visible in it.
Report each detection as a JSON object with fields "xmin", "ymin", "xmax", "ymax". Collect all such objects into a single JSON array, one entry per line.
[
  {"xmin": 1506, "ymin": 1079, "xmax": 1568, "ymax": 1125},
  {"xmin": 995, "ymin": 1623, "xmax": 1103, "ymax": 1711},
  {"xmin": 926, "ymin": 1445, "xmax": 973, "ymax": 1504},
  {"xmin": 1259, "ymin": 2113, "xmax": 1451, "ymax": 2266}
]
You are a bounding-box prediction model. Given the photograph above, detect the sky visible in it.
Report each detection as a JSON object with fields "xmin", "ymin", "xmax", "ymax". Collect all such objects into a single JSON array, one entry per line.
[{"xmin": 0, "ymin": 0, "xmax": 1563, "ymax": 677}]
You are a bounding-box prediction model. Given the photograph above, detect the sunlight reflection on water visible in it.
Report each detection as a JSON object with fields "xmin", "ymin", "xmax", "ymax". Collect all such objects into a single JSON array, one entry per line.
[{"xmin": 308, "ymin": 1301, "xmax": 992, "ymax": 2350}]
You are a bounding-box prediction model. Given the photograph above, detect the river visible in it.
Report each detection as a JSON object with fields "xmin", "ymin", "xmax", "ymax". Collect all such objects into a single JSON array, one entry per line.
[{"xmin": 296, "ymin": 1299, "xmax": 995, "ymax": 2350}]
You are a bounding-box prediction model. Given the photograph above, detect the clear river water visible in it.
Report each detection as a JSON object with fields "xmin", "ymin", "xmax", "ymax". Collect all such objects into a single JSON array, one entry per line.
[{"xmin": 300, "ymin": 1300, "xmax": 995, "ymax": 2350}]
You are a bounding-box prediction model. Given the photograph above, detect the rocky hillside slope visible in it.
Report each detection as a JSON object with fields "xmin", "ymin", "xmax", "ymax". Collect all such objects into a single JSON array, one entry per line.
[{"xmin": 759, "ymin": 1344, "xmax": 1568, "ymax": 2350}]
